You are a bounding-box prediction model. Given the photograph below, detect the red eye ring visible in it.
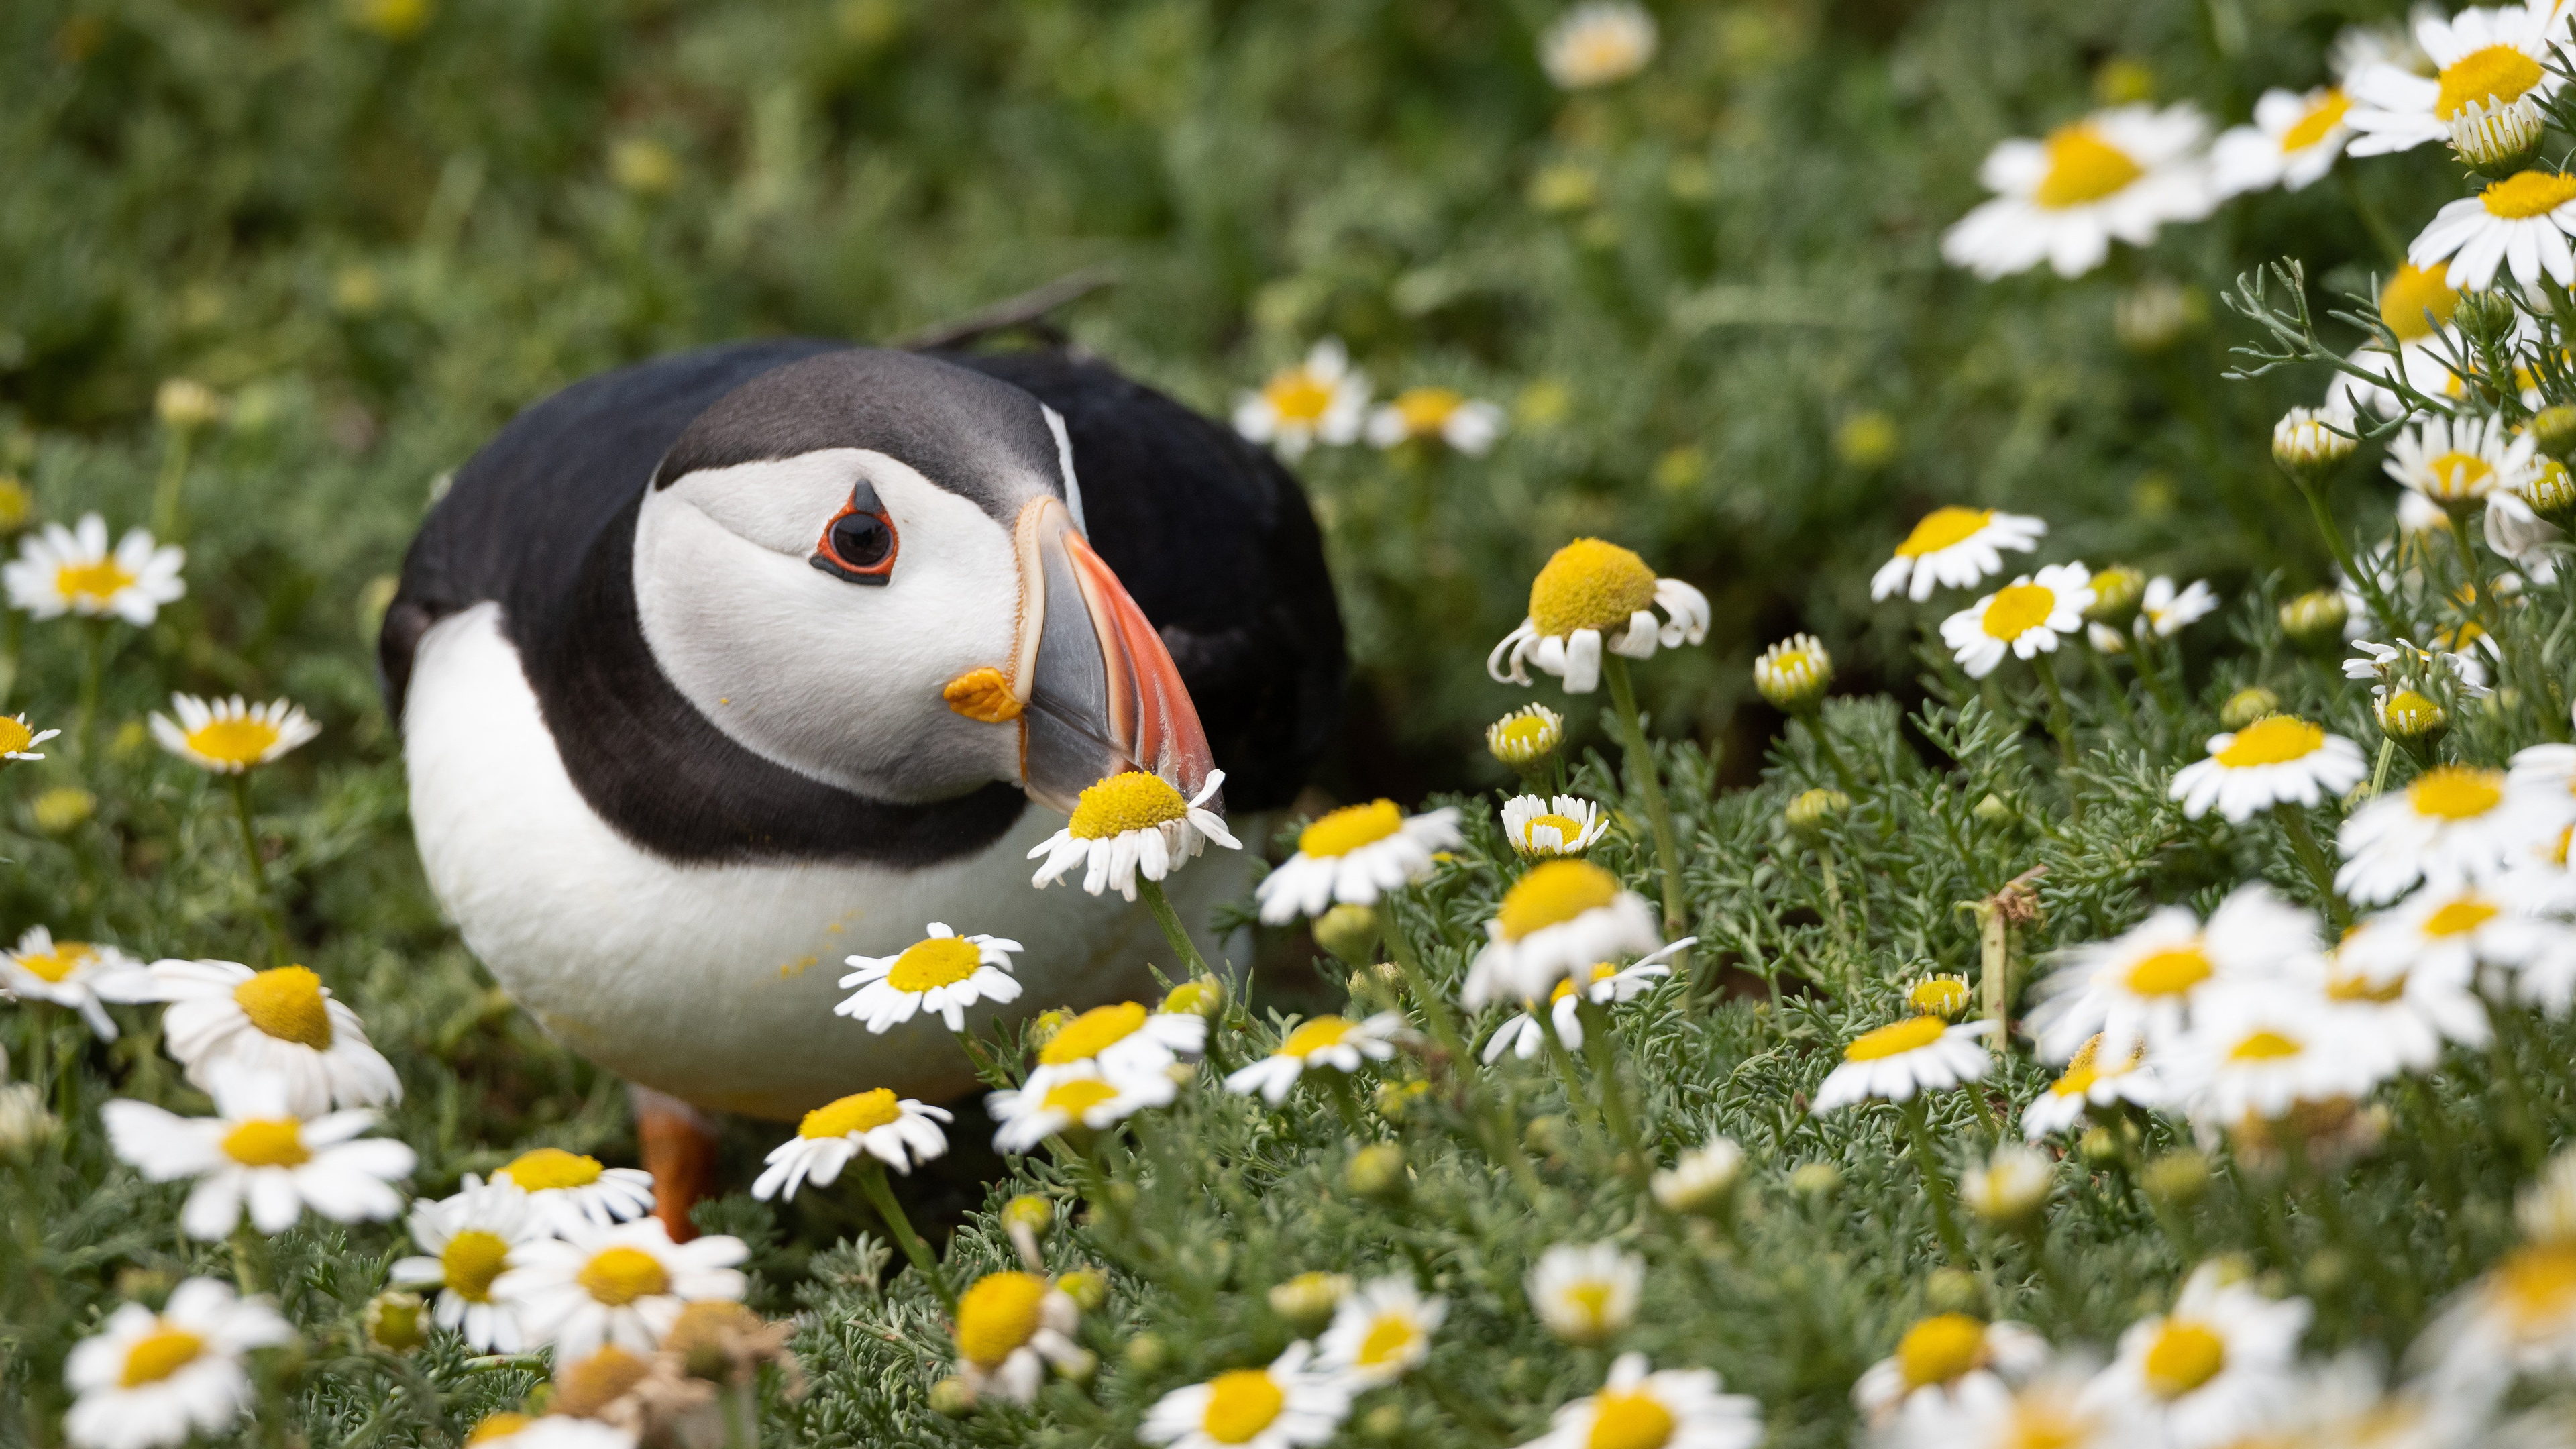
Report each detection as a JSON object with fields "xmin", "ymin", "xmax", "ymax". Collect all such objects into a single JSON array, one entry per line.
[{"xmin": 812, "ymin": 500, "xmax": 898, "ymax": 586}]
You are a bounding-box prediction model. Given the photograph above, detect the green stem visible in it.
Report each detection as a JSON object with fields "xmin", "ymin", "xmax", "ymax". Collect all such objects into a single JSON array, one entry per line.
[
  {"xmin": 1601, "ymin": 656, "xmax": 1688, "ymax": 946},
  {"xmin": 2297, "ymin": 478, "xmax": 2400, "ymax": 639},
  {"xmin": 231, "ymin": 1223, "xmax": 263, "ymax": 1294},
  {"xmin": 1136, "ymin": 878, "xmax": 1211, "ymax": 979},
  {"xmin": 951, "ymin": 1028, "xmax": 1012, "ymax": 1090},
  {"xmin": 1902, "ymin": 1096, "xmax": 1970, "ymax": 1266},
  {"xmin": 1318, "ymin": 1070, "xmax": 1368, "ymax": 1139},
  {"xmin": 2089, "ymin": 645, "xmax": 2139, "ymax": 739},
  {"xmin": 152, "ymin": 431, "xmax": 195, "ymax": 543},
  {"xmin": 2030, "ymin": 651, "xmax": 2078, "ymax": 773},
  {"xmin": 1576, "ymin": 1001, "xmax": 1652, "ymax": 1185},
  {"xmin": 2368, "ymin": 736, "xmax": 2396, "ymax": 799},
  {"xmin": 853, "ymin": 1161, "xmax": 954, "ymax": 1311},
  {"xmin": 74, "ymin": 621, "xmax": 107, "ymax": 759},
  {"xmin": 2273, "ymin": 804, "xmax": 2348, "ymax": 928},
  {"xmin": 1542, "ymin": 1024, "xmax": 1602, "ymax": 1144},
  {"xmin": 1381, "ymin": 906, "xmax": 1469, "ymax": 1067},
  {"xmin": 1800, "ymin": 712, "xmax": 1860, "ymax": 794},
  {"xmin": 229, "ymin": 775, "xmax": 291, "ymax": 966},
  {"xmin": 25, "ymin": 1003, "xmax": 52, "ymax": 1113}
]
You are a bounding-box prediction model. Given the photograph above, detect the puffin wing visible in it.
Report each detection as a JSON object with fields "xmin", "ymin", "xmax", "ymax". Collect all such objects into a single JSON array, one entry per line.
[{"xmin": 936, "ymin": 348, "xmax": 1346, "ymax": 813}]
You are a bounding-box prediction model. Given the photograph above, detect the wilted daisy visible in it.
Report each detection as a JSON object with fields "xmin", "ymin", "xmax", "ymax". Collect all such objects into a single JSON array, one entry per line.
[
  {"xmin": 2317, "ymin": 915, "xmax": 2496, "ymax": 1074},
  {"xmin": 1869, "ymin": 507, "xmax": 2046, "ymax": 602},
  {"xmin": 389, "ymin": 1175, "xmax": 547, "ymax": 1353},
  {"xmin": 1538, "ymin": 3, "xmax": 1656, "ymax": 89},
  {"xmin": 492, "ymin": 1147, "xmax": 657, "ymax": 1234},
  {"xmin": 1026, "ymin": 998, "xmax": 1207, "ymax": 1084},
  {"xmin": 493, "ymin": 1218, "xmax": 747, "ymax": 1360},
  {"xmin": 2027, "ymin": 884, "xmax": 2326, "ymax": 1061},
  {"xmin": 1232, "ymin": 340, "xmax": 1368, "ymax": 461},
  {"xmin": 2165, "ymin": 984, "xmax": 2379, "ymax": 1124},
  {"xmin": 1141, "ymin": 1342, "xmax": 1350, "ymax": 1449},
  {"xmin": 1527, "ymin": 1242, "xmax": 1644, "ymax": 1346},
  {"xmin": 2347, "ymin": 3, "xmax": 2567, "ymax": 155},
  {"xmin": 1, "ymin": 926, "xmax": 154, "ymax": 1040},
  {"xmin": 3, "ymin": 513, "xmax": 186, "ymax": 624},
  {"xmin": 62, "ymin": 1278, "xmax": 291, "ymax": 1449},
  {"xmin": 750, "ymin": 1089, "xmax": 951, "ymax": 1201},
  {"xmin": 1853, "ymin": 1313, "xmax": 2049, "ymax": 1426},
  {"xmin": 1940, "ymin": 105, "xmax": 2216, "ymax": 279},
  {"xmin": 2383, "ymin": 412, "xmax": 2542, "ymax": 511},
  {"xmin": 1481, "ymin": 941, "xmax": 1684, "ymax": 1062},
  {"xmin": 148, "ymin": 695, "xmax": 319, "ymax": 774},
  {"xmin": 1811, "ymin": 1016, "xmax": 1996, "ymax": 1111},
  {"xmin": 953, "ymin": 1270, "xmax": 1087, "ymax": 1407},
  {"xmin": 2168, "ymin": 716, "xmax": 2369, "ymax": 822},
  {"xmin": 1939, "ymin": 564, "xmax": 2095, "ymax": 679},
  {"xmin": 2211, "ymin": 86, "xmax": 2355, "ymax": 195},
  {"xmin": 1523, "ymin": 1352, "xmax": 1764, "ymax": 1449},
  {"xmin": 1462, "ymin": 859, "xmax": 1662, "ymax": 1008},
  {"xmin": 1487, "ymin": 538, "xmax": 1709, "ymax": 695},
  {"xmin": 1487, "ymin": 704, "xmax": 1566, "ymax": 771},
  {"xmin": 1366, "ymin": 387, "xmax": 1505, "ymax": 454},
  {"xmin": 1500, "ymin": 794, "xmax": 1609, "ymax": 858},
  {"xmin": 1225, "ymin": 1011, "xmax": 1406, "ymax": 1104},
  {"xmin": 1028, "ymin": 769, "xmax": 1238, "ymax": 902},
  {"xmin": 0, "ymin": 712, "xmax": 59, "ymax": 762},
  {"xmin": 2339, "ymin": 763, "xmax": 2559, "ymax": 904},
  {"xmin": 2135, "ymin": 576, "xmax": 2217, "ymax": 639},
  {"xmin": 2079, "ymin": 1263, "xmax": 2312, "ymax": 1448},
  {"xmin": 102, "ymin": 1067, "xmax": 415, "ymax": 1240},
  {"xmin": 2021, "ymin": 1034, "xmax": 2161, "ymax": 1141},
  {"xmin": 1316, "ymin": 1276, "xmax": 1445, "ymax": 1386},
  {"xmin": 146, "ymin": 959, "xmax": 400, "ymax": 1116},
  {"xmin": 835, "ymin": 924, "xmax": 1022, "ymax": 1033},
  {"xmin": 1255, "ymin": 800, "xmax": 1463, "ymax": 922}
]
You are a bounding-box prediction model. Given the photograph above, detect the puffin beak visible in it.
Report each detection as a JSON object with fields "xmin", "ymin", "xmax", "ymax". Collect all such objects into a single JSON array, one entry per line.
[{"xmin": 983, "ymin": 496, "xmax": 1218, "ymax": 816}]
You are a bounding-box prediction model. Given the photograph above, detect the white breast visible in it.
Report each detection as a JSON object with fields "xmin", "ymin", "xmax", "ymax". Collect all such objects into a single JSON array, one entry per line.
[{"xmin": 402, "ymin": 603, "xmax": 1245, "ymax": 1120}]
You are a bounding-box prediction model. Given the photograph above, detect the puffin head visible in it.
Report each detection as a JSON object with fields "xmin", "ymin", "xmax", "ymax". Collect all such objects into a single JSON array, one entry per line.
[{"xmin": 633, "ymin": 348, "xmax": 1215, "ymax": 815}]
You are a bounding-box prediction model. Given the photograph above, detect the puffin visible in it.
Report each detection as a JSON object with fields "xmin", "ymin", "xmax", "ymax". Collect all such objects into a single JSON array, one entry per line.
[{"xmin": 380, "ymin": 340, "xmax": 1343, "ymax": 1231}]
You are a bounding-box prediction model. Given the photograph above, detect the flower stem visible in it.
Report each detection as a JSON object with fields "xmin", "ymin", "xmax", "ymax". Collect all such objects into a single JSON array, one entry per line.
[
  {"xmin": 1800, "ymin": 712, "xmax": 1860, "ymax": 794},
  {"xmin": 74, "ymin": 621, "xmax": 107, "ymax": 758},
  {"xmin": 25, "ymin": 1002, "xmax": 52, "ymax": 1114},
  {"xmin": 1135, "ymin": 878, "xmax": 1211, "ymax": 979},
  {"xmin": 2296, "ymin": 478, "xmax": 2400, "ymax": 639},
  {"xmin": 152, "ymin": 431, "xmax": 194, "ymax": 543},
  {"xmin": 229, "ymin": 775, "xmax": 292, "ymax": 967},
  {"xmin": 1576, "ymin": 1000, "xmax": 1652, "ymax": 1185},
  {"xmin": 2367, "ymin": 736, "xmax": 2396, "ymax": 799},
  {"xmin": 2272, "ymin": 804, "xmax": 2347, "ymax": 928},
  {"xmin": 2029, "ymin": 652, "xmax": 2078, "ymax": 773},
  {"xmin": 231, "ymin": 1222, "xmax": 263, "ymax": 1294},
  {"xmin": 2088, "ymin": 645, "xmax": 2139, "ymax": 739},
  {"xmin": 950, "ymin": 1028, "xmax": 1012, "ymax": 1090},
  {"xmin": 1601, "ymin": 655, "xmax": 1688, "ymax": 948},
  {"xmin": 1380, "ymin": 906, "xmax": 1468, "ymax": 1068},
  {"xmin": 853, "ymin": 1161, "xmax": 954, "ymax": 1311},
  {"xmin": 1901, "ymin": 1096, "xmax": 1970, "ymax": 1266}
]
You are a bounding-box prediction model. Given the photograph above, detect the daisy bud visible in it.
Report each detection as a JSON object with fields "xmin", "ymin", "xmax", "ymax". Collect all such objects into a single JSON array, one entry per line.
[
  {"xmin": 1362, "ymin": 1404, "xmax": 1408, "ymax": 1443},
  {"xmin": 929, "ymin": 1377, "xmax": 975, "ymax": 1417},
  {"xmin": 2279, "ymin": 588, "xmax": 2349, "ymax": 651},
  {"xmin": 1373, "ymin": 1077, "xmax": 1431, "ymax": 1120},
  {"xmin": 553, "ymin": 1345, "xmax": 653, "ymax": 1419},
  {"xmin": 2455, "ymin": 288, "xmax": 2521, "ymax": 350},
  {"xmin": 154, "ymin": 377, "xmax": 224, "ymax": 431},
  {"xmin": 1267, "ymin": 1271, "xmax": 1350, "ymax": 1332},
  {"xmin": 1960, "ymin": 1144, "xmax": 2054, "ymax": 1226},
  {"xmin": 0, "ymin": 1082, "xmax": 56, "ymax": 1160},
  {"xmin": 1972, "ymin": 792, "xmax": 2017, "ymax": 826},
  {"xmin": 1754, "ymin": 633, "xmax": 1834, "ymax": 713},
  {"xmin": 1486, "ymin": 703, "xmax": 1565, "ymax": 773},
  {"xmin": 1051, "ymin": 1345, "xmax": 1098, "ymax": 1385},
  {"xmin": 1057, "ymin": 1269, "xmax": 1109, "ymax": 1313},
  {"xmin": 2520, "ymin": 1150, "xmax": 2576, "ymax": 1245},
  {"xmin": 1003, "ymin": 1193, "xmax": 1053, "ymax": 1269},
  {"xmin": 2271, "ymin": 406, "xmax": 2357, "ymax": 484},
  {"xmin": 1651, "ymin": 1136, "xmax": 1744, "ymax": 1218},
  {"xmin": 30, "ymin": 786, "xmax": 95, "ymax": 834},
  {"xmin": 1344, "ymin": 1142, "xmax": 1409, "ymax": 1202},
  {"xmin": 2530, "ymin": 458, "xmax": 2576, "ymax": 529},
  {"xmin": 1525, "ymin": 1114, "xmax": 1574, "ymax": 1157},
  {"xmin": 364, "ymin": 1291, "xmax": 427, "ymax": 1355},
  {"xmin": 1028, "ymin": 1008, "xmax": 1072, "ymax": 1049},
  {"xmin": 2114, "ymin": 280, "xmax": 2194, "ymax": 353},
  {"xmin": 2218, "ymin": 686, "xmax": 2282, "ymax": 731},
  {"xmin": 1790, "ymin": 1161, "xmax": 1843, "ymax": 1200},
  {"xmin": 2448, "ymin": 96, "xmax": 2546, "ymax": 176},
  {"xmin": 2536, "ymin": 405, "xmax": 2576, "ymax": 459},
  {"xmin": 2078, "ymin": 1126, "xmax": 2121, "ymax": 1167},
  {"xmin": 1785, "ymin": 787, "xmax": 1851, "ymax": 842},
  {"xmin": 1125, "ymin": 1334, "xmax": 1168, "ymax": 1372},
  {"xmin": 1906, "ymin": 975, "xmax": 1972, "ymax": 1020},
  {"xmin": 2375, "ymin": 688, "xmax": 2447, "ymax": 746},
  {"xmin": 1924, "ymin": 1267, "xmax": 1984, "ymax": 1314},
  {"xmin": 2141, "ymin": 1150, "xmax": 2210, "ymax": 1208},
  {"xmin": 2083, "ymin": 565, "xmax": 2146, "ymax": 626},
  {"xmin": 2085, "ymin": 621, "xmax": 2128, "ymax": 655},
  {"xmin": 0, "ymin": 477, "xmax": 32, "ymax": 535},
  {"xmin": 1311, "ymin": 902, "xmax": 1381, "ymax": 965},
  {"xmin": 1159, "ymin": 976, "xmax": 1224, "ymax": 1018}
]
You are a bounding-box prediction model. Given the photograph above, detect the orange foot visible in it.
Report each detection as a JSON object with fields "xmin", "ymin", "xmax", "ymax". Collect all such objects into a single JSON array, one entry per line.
[{"xmin": 630, "ymin": 1084, "xmax": 720, "ymax": 1244}]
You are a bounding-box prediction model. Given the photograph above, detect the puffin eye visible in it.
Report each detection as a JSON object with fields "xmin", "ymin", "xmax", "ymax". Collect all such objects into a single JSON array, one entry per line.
[{"xmin": 812, "ymin": 492, "xmax": 898, "ymax": 586}]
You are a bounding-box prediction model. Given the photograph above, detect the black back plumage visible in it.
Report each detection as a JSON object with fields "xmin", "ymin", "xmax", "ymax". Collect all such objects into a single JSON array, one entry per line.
[{"xmin": 381, "ymin": 339, "xmax": 1344, "ymax": 866}]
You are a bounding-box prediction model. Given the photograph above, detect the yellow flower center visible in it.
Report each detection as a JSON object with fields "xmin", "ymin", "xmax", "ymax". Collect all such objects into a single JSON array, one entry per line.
[
  {"xmin": 955, "ymin": 1271, "xmax": 1049, "ymax": 1365},
  {"xmin": 2229, "ymin": 1030, "xmax": 2304, "ymax": 1061},
  {"xmin": 15, "ymin": 940, "xmax": 96, "ymax": 984},
  {"xmin": 2051, "ymin": 1063, "xmax": 2101, "ymax": 1098},
  {"xmin": 0, "ymin": 717, "xmax": 32, "ymax": 753},
  {"xmin": 1163, "ymin": 979, "xmax": 1221, "ymax": 1016},
  {"xmin": 1894, "ymin": 507, "xmax": 1993, "ymax": 557},
  {"xmin": 1356, "ymin": 1313, "xmax": 1421, "ymax": 1366},
  {"xmin": 2282, "ymin": 89, "xmax": 2352, "ymax": 151},
  {"xmin": 1496, "ymin": 860, "xmax": 1622, "ymax": 941},
  {"xmin": 1493, "ymin": 713, "xmax": 1556, "ymax": 754},
  {"xmin": 2483, "ymin": 168, "xmax": 2576, "ymax": 219},
  {"xmin": 119, "ymin": 1326, "xmax": 207, "ymax": 1387},
  {"xmin": 2437, "ymin": 44, "xmax": 2545, "ymax": 121},
  {"xmin": 441, "ymin": 1228, "xmax": 513, "ymax": 1303},
  {"xmin": 1844, "ymin": 1015, "xmax": 1946, "ymax": 1061},
  {"xmin": 2125, "ymin": 946, "xmax": 2212, "ymax": 998},
  {"xmin": 802, "ymin": 1089, "xmax": 902, "ymax": 1139},
  {"xmin": 1897, "ymin": 1313, "xmax": 1988, "ymax": 1388},
  {"xmin": 1041, "ymin": 1077, "xmax": 1123, "ymax": 1118},
  {"xmin": 1262, "ymin": 368, "xmax": 1336, "ymax": 425},
  {"xmin": 1980, "ymin": 582, "xmax": 2058, "ymax": 641},
  {"xmin": 2381, "ymin": 263, "xmax": 2461, "ymax": 343},
  {"xmin": 2379, "ymin": 690, "xmax": 2444, "ymax": 734},
  {"xmin": 2032, "ymin": 125, "xmax": 2145, "ymax": 209},
  {"xmin": 466, "ymin": 1414, "xmax": 535, "ymax": 1444},
  {"xmin": 1528, "ymin": 538, "xmax": 1660, "ymax": 637},
  {"xmin": 2216, "ymin": 717, "xmax": 2323, "ymax": 767},
  {"xmin": 2424, "ymin": 896, "xmax": 2501, "ymax": 937},
  {"xmin": 2327, "ymin": 971, "xmax": 2408, "ymax": 1004},
  {"xmin": 1560, "ymin": 24, "xmax": 1648, "ymax": 83},
  {"xmin": 1201, "ymin": 1368, "xmax": 1287, "ymax": 1444},
  {"xmin": 1585, "ymin": 1389, "xmax": 1678, "ymax": 1449},
  {"xmin": 56, "ymin": 557, "xmax": 136, "ymax": 608},
  {"xmin": 2002, "ymin": 1404, "xmax": 2092, "ymax": 1449},
  {"xmin": 1909, "ymin": 977, "xmax": 1972, "ymax": 1018},
  {"xmin": 1037, "ymin": 1002, "xmax": 1148, "ymax": 1065},
  {"xmin": 221, "ymin": 1118, "xmax": 311, "ymax": 1168},
  {"xmin": 2410, "ymin": 766, "xmax": 2504, "ymax": 820},
  {"xmin": 1562, "ymin": 1280, "xmax": 1615, "ymax": 1330},
  {"xmin": 553, "ymin": 1345, "xmax": 653, "ymax": 1417},
  {"xmin": 233, "ymin": 966, "xmax": 334, "ymax": 1049},
  {"xmin": 577, "ymin": 1246, "xmax": 671, "ymax": 1306},
  {"xmin": 1550, "ymin": 963, "xmax": 1621, "ymax": 1005},
  {"xmin": 498, "ymin": 1147, "xmax": 604, "ymax": 1191},
  {"xmin": 1067, "ymin": 771, "xmax": 1190, "ymax": 841},
  {"xmin": 184, "ymin": 716, "xmax": 286, "ymax": 768},
  {"xmin": 1299, "ymin": 800, "xmax": 1403, "ymax": 858},
  {"xmin": 1278, "ymin": 1016, "xmax": 1356, "ymax": 1059},
  {"xmin": 2498, "ymin": 1242, "xmax": 2576, "ymax": 1330},
  {"xmin": 2422, "ymin": 449, "xmax": 2498, "ymax": 498},
  {"xmin": 1393, "ymin": 386, "xmax": 1464, "ymax": 434},
  {"xmin": 1521, "ymin": 812, "xmax": 1589, "ymax": 852},
  {"xmin": 2142, "ymin": 1321, "xmax": 2226, "ymax": 1397},
  {"xmin": 885, "ymin": 936, "xmax": 983, "ymax": 993}
]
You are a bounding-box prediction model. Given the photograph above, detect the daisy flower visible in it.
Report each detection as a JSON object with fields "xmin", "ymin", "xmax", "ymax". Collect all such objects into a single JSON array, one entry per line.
[
  {"xmin": 1888, "ymin": 1368, "xmax": 2119, "ymax": 1449},
  {"xmin": 2337, "ymin": 763, "xmax": 2559, "ymax": 904},
  {"xmin": 389, "ymin": 1175, "xmax": 547, "ymax": 1353},
  {"xmin": 62, "ymin": 1277, "xmax": 291, "ymax": 1449},
  {"xmin": 1499, "ymin": 794, "xmax": 1609, "ymax": 858},
  {"xmin": 1461, "ymin": 860, "xmax": 1662, "ymax": 1008},
  {"xmin": 0, "ymin": 712, "xmax": 59, "ymax": 762},
  {"xmin": 3, "ymin": 513, "xmax": 186, "ymax": 624},
  {"xmin": 1939, "ymin": 564, "xmax": 2095, "ymax": 679},
  {"xmin": 148, "ymin": 695, "xmax": 320, "ymax": 774},
  {"xmin": 102, "ymin": 1067, "xmax": 416, "ymax": 1240},
  {"xmin": 750, "ymin": 1089, "xmax": 951, "ymax": 1200},
  {"xmin": 1365, "ymin": 387, "xmax": 1505, "ymax": 454},
  {"xmin": 834, "ymin": 923, "xmax": 1022, "ymax": 1033},
  {"xmin": 1, "ymin": 926, "xmax": 154, "ymax": 1040},
  {"xmin": 2211, "ymin": 86, "xmax": 2356, "ymax": 195},
  {"xmin": 1526, "ymin": 1242, "xmax": 1644, "ymax": 1346},
  {"xmin": 2079, "ymin": 1263, "xmax": 2312, "ymax": 1449},
  {"xmin": 1869, "ymin": 507, "xmax": 2046, "ymax": 603},
  {"xmin": 1487, "ymin": 704, "xmax": 1566, "ymax": 771},
  {"xmin": 2020, "ymin": 1033, "xmax": 2161, "ymax": 1141},
  {"xmin": 952, "ymin": 1271, "xmax": 1087, "ymax": 1406},
  {"xmin": 2382, "ymin": 412, "xmax": 2541, "ymax": 511},
  {"xmin": 1481, "ymin": 942, "xmax": 1685, "ymax": 1063},
  {"xmin": 1810, "ymin": 1016, "xmax": 1996, "ymax": 1112},
  {"xmin": 492, "ymin": 1218, "xmax": 747, "ymax": 1361},
  {"xmin": 1254, "ymin": 800, "xmax": 1464, "ymax": 923},
  {"xmin": 1224, "ymin": 1011, "xmax": 1407, "ymax": 1104},
  {"xmin": 1028, "ymin": 769, "xmax": 1238, "ymax": 902},
  {"xmin": 2331, "ymin": 11, "xmax": 2436, "ymax": 85},
  {"xmin": 1520, "ymin": 1352, "xmax": 1764, "ymax": 1449},
  {"xmin": 2168, "ymin": 716, "xmax": 2369, "ymax": 822},
  {"xmin": 2347, "ymin": 2, "xmax": 2567, "ymax": 156},
  {"xmin": 1853, "ymin": 1313, "xmax": 2049, "ymax": 1427},
  {"xmin": 2026, "ymin": 884, "xmax": 2324, "ymax": 1061},
  {"xmin": 2316, "ymin": 916, "xmax": 2495, "ymax": 1075},
  {"xmin": 1752, "ymin": 633, "xmax": 1834, "ymax": 712},
  {"xmin": 2422, "ymin": 1235, "xmax": 2576, "ymax": 1405},
  {"xmin": 1026, "ymin": 998, "xmax": 1207, "ymax": 1083},
  {"xmin": 1538, "ymin": 3, "xmax": 1657, "ymax": 90},
  {"xmin": 1487, "ymin": 538, "xmax": 1709, "ymax": 695},
  {"xmin": 2135, "ymin": 576, "xmax": 2217, "ymax": 639},
  {"xmin": 1316, "ymin": 1275, "xmax": 1445, "ymax": 1386},
  {"xmin": 144, "ymin": 959, "xmax": 399, "ymax": 1116},
  {"xmin": 1232, "ymin": 340, "xmax": 1368, "ymax": 461},
  {"xmin": 2343, "ymin": 636, "xmax": 2491, "ymax": 697},
  {"xmin": 2163, "ymin": 983, "xmax": 2382, "ymax": 1124},
  {"xmin": 1142, "ymin": 1342, "xmax": 1350, "ymax": 1449},
  {"xmin": 1939, "ymin": 105, "xmax": 2216, "ymax": 280},
  {"xmin": 491, "ymin": 1147, "xmax": 657, "ymax": 1234},
  {"xmin": 988, "ymin": 1062, "xmax": 1175, "ymax": 1153},
  {"xmin": 2342, "ymin": 880, "xmax": 2557, "ymax": 985}
]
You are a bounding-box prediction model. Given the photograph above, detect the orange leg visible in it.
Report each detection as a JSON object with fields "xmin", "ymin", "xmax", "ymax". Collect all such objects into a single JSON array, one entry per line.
[{"xmin": 630, "ymin": 1084, "xmax": 720, "ymax": 1244}]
